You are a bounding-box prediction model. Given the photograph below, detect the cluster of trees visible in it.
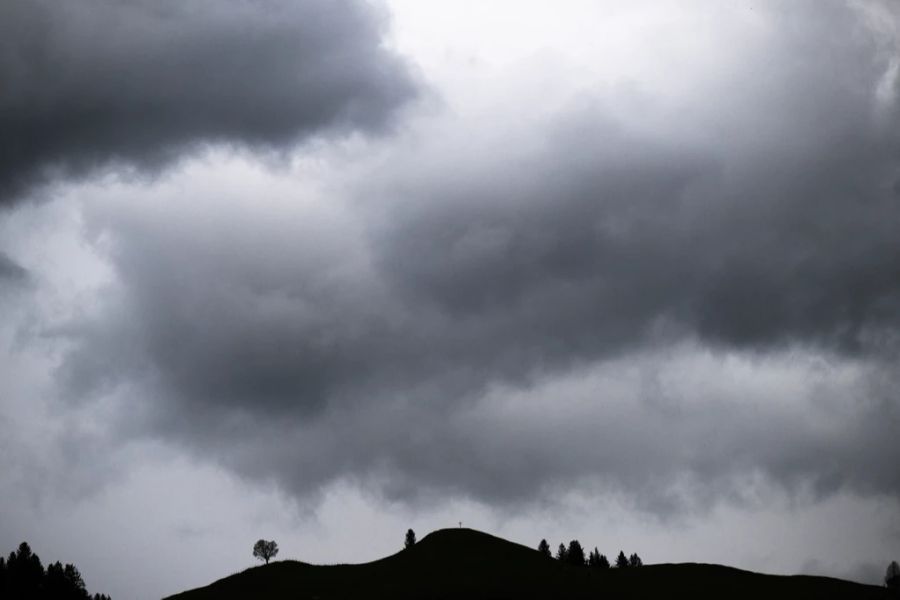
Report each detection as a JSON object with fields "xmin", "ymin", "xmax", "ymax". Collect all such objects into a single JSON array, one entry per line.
[
  {"xmin": 538, "ymin": 538, "xmax": 641, "ymax": 569},
  {"xmin": 0, "ymin": 542, "xmax": 110, "ymax": 600}
]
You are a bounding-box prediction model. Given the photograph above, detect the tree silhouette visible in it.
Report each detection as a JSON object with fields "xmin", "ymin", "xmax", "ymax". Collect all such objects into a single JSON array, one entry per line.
[
  {"xmin": 1, "ymin": 541, "xmax": 109, "ymax": 599},
  {"xmin": 629, "ymin": 552, "xmax": 643, "ymax": 567},
  {"xmin": 537, "ymin": 539, "xmax": 551, "ymax": 558},
  {"xmin": 587, "ymin": 547, "xmax": 610, "ymax": 569},
  {"xmin": 7, "ymin": 542, "xmax": 44, "ymax": 596},
  {"xmin": 46, "ymin": 561, "xmax": 90, "ymax": 599},
  {"xmin": 566, "ymin": 540, "xmax": 586, "ymax": 566},
  {"xmin": 556, "ymin": 543, "xmax": 568, "ymax": 562},
  {"xmin": 252, "ymin": 539, "xmax": 279, "ymax": 564},
  {"xmin": 887, "ymin": 560, "xmax": 900, "ymax": 590},
  {"xmin": 616, "ymin": 551, "xmax": 629, "ymax": 568},
  {"xmin": 405, "ymin": 529, "xmax": 417, "ymax": 550}
]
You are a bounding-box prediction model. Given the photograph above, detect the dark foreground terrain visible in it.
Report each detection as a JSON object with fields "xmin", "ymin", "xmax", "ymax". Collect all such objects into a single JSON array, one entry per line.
[{"xmin": 165, "ymin": 528, "xmax": 891, "ymax": 600}]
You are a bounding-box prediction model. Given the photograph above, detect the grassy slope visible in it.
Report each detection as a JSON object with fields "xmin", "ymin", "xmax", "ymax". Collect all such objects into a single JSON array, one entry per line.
[{"xmin": 165, "ymin": 528, "xmax": 892, "ymax": 600}]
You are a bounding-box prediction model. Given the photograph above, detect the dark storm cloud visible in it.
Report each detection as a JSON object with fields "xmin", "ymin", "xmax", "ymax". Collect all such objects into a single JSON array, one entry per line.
[
  {"xmin": 57, "ymin": 2, "xmax": 900, "ymax": 511},
  {"xmin": 374, "ymin": 114, "xmax": 900, "ymax": 358},
  {"xmin": 0, "ymin": 0, "xmax": 416, "ymax": 206},
  {"xmin": 372, "ymin": 1, "xmax": 900, "ymax": 359}
]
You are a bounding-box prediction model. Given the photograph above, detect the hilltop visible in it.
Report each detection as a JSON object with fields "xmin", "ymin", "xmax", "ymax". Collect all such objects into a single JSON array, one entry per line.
[{"xmin": 164, "ymin": 528, "xmax": 891, "ymax": 600}]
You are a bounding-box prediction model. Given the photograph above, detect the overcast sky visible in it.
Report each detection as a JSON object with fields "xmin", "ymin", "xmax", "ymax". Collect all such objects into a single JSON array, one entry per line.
[{"xmin": 1, "ymin": 1, "xmax": 899, "ymax": 598}]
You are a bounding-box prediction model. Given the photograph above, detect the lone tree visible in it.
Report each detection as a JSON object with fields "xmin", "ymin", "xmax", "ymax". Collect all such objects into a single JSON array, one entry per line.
[
  {"xmin": 252, "ymin": 539, "xmax": 278, "ymax": 564},
  {"xmin": 537, "ymin": 539, "xmax": 551, "ymax": 558},
  {"xmin": 616, "ymin": 550, "xmax": 629, "ymax": 568},
  {"xmin": 887, "ymin": 561, "xmax": 900, "ymax": 590},
  {"xmin": 405, "ymin": 529, "xmax": 417, "ymax": 550}
]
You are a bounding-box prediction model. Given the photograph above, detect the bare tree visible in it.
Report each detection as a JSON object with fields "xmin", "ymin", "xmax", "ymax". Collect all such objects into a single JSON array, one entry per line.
[{"xmin": 252, "ymin": 539, "xmax": 278, "ymax": 565}]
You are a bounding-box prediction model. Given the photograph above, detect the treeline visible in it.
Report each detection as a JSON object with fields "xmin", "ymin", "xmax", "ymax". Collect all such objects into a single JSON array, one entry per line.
[
  {"xmin": 538, "ymin": 538, "xmax": 642, "ymax": 569},
  {"xmin": 0, "ymin": 542, "xmax": 111, "ymax": 600}
]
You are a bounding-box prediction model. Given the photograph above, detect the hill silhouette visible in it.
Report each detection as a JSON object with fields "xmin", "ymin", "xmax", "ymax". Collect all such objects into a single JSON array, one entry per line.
[{"xmin": 164, "ymin": 528, "xmax": 891, "ymax": 600}]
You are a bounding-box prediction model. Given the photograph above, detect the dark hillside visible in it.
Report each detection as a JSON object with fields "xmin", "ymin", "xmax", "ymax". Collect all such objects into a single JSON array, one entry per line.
[{"xmin": 164, "ymin": 528, "xmax": 891, "ymax": 600}]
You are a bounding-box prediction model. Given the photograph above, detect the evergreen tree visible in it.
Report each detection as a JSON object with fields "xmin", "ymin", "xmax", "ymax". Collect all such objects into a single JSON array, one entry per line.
[
  {"xmin": 629, "ymin": 553, "xmax": 643, "ymax": 567},
  {"xmin": 64, "ymin": 563, "xmax": 86, "ymax": 589},
  {"xmin": 598, "ymin": 553, "xmax": 610, "ymax": 569},
  {"xmin": 1, "ymin": 541, "xmax": 109, "ymax": 599},
  {"xmin": 404, "ymin": 529, "xmax": 417, "ymax": 550},
  {"xmin": 7, "ymin": 542, "xmax": 44, "ymax": 596},
  {"xmin": 887, "ymin": 560, "xmax": 900, "ymax": 590},
  {"xmin": 616, "ymin": 550, "xmax": 629, "ymax": 568},
  {"xmin": 46, "ymin": 561, "xmax": 90, "ymax": 599},
  {"xmin": 537, "ymin": 539, "xmax": 551, "ymax": 558},
  {"xmin": 566, "ymin": 540, "xmax": 586, "ymax": 566},
  {"xmin": 556, "ymin": 543, "xmax": 568, "ymax": 561},
  {"xmin": 47, "ymin": 561, "xmax": 65, "ymax": 595},
  {"xmin": 587, "ymin": 548, "xmax": 599, "ymax": 567}
]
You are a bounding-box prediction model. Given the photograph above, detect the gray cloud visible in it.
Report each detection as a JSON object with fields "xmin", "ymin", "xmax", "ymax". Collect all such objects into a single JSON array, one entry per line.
[
  {"xmin": 0, "ymin": 252, "xmax": 27, "ymax": 282},
  {"xmin": 54, "ymin": 1, "xmax": 900, "ymax": 514},
  {"xmin": 0, "ymin": 0, "xmax": 416, "ymax": 206},
  {"xmin": 372, "ymin": 2, "xmax": 900, "ymax": 359}
]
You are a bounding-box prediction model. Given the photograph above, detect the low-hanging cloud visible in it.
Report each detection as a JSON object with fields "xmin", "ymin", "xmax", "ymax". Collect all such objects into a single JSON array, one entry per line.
[
  {"xmin": 52, "ymin": 1, "xmax": 900, "ymax": 513},
  {"xmin": 0, "ymin": 0, "xmax": 417, "ymax": 206}
]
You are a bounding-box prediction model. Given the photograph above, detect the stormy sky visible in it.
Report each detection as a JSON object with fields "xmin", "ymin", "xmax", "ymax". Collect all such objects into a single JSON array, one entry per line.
[{"xmin": 1, "ymin": 1, "xmax": 899, "ymax": 598}]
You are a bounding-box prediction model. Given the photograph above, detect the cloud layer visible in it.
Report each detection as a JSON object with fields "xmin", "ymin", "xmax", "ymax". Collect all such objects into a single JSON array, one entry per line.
[
  {"xmin": 0, "ymin": 0, "xmax": 416, "ymax": 206},
  {"xmin": 44, "ymin": 2, "xmax": 900, "ymax": 516}
]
